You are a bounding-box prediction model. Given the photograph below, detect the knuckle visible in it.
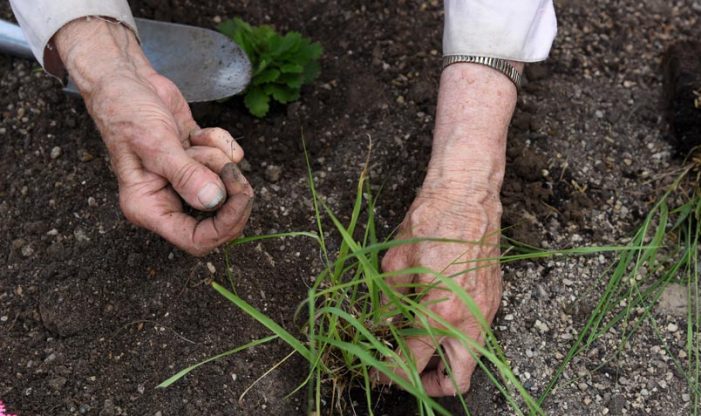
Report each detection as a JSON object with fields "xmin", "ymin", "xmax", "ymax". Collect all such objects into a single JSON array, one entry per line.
[
  {"xmin": 407, "ymin": 204, "xmax": 430, "ymax": 229},
  {"xmin": 212, "ymin": 127, "xmax": 231, "ymax": 140},
  {"xmin": 493, "ymin": 200, "xmax": 503, "ymax": 219}
]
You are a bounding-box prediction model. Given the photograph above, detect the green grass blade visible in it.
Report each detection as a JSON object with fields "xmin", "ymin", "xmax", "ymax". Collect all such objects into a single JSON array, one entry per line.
[
  {"xmin": 157, "ymin": 334, "xmax": 278, "ymax": 388},
  {"xmin": 212, "ymin": 282, "xmax": 313, "ymax": 362}
]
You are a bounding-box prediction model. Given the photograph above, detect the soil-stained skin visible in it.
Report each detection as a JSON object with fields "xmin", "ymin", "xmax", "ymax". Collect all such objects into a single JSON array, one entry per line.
[{"xmin": 0, "ymin": 0, "xmax": 699, "ymax": 415}]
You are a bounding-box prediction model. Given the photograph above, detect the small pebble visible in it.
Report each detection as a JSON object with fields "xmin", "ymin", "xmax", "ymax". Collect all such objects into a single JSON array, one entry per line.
[
  {"xmin": 534, "ymin": 320, "xmax": 550, "ymax": 333},
  {"xmin": 666, "ymin": 322, "xmax": 678, "ymax": 332},
  {"xmin": 74, "ymin": 227, "xmax": 90, "ymax": 242},
  {"xmin": 264, "ymin": 165, "xmax": 282, "ymax": 182},
  {"xmin": 78, "ymin": 150, "xmax": 94, "ymax": 162},
  {"xmin": 21, "ymin": 244, "xmax": 34, "ymax": 257},
  {"xmin": 206, "ymin": 262, "xmax": 217, "ymax": 274},
  {"xmin": 50, "ymin": 146, "xmax": 62, "ymax": 159}
]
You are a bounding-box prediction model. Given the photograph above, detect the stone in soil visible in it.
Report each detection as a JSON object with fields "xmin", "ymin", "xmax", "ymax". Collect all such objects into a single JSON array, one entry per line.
[
  {"xmin": 265, "ymin": 164, "xmax": 283, "ymax": 182},
  {"xmin": 50, "ymin": 146, "xmax": 61, "ymax": 159},
  {"xmin": 657, "ymin": 283, "xmax": 697, "ymax": 317}
]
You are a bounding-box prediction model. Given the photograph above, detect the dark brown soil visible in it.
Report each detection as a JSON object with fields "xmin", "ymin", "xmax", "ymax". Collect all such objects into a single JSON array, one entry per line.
[{"xmin": 0, "ymin": 0, "xmax": 681, "ymax": 415}]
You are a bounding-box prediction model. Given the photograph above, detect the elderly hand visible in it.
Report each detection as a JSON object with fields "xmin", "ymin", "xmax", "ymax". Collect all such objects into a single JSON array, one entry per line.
[
  {"xmin": 378, "ymin": 62, "xmax": 521, "ymax": 396},
  {"xmin": 54, "ymin": 18, "xmax": 253, "ymax": 256}
]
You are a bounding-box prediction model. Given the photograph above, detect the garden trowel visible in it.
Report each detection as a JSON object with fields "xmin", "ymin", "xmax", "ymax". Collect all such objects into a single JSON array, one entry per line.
[{"xmin": 0, "ymin": 17, "xmax": 251, "ymax": 103}]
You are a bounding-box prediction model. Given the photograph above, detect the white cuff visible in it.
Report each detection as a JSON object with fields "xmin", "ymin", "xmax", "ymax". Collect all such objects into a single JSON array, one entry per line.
[
  {"xmin": 443, "ymin": 0, "xmax": 557, "ymax": 63},
  {"xmin": 9, "ymin": 0, "xmax": 137, "ymax": 75}
]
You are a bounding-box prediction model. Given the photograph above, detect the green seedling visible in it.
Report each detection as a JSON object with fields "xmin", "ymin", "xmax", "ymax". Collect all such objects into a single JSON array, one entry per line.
[{"xmin": 218, "ymin": 18, "xmax": 323, "ymax": 117}]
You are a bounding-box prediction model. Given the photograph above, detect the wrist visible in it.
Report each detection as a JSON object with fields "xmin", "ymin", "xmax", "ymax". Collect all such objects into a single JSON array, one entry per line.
[
  {"xmin": 424, "ymin": 62, "xmax": 520, "ymax": 197},
  {"xmin": 432, "ymin": 62, "xmax": 520, "ymax": 154},
  {"xmin": 54, "ymin": 18, "xmax": 152, "ymax": 95}
]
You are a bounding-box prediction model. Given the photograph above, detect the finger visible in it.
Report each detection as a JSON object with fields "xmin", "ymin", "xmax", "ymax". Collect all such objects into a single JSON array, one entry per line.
[
  {"xmin": 185, "ymin": 146, "xmax": 233, "ymax": 173},
  {"xmin": 190, "ymin": 127, "xmax": 244, "ymax": 163},
  {"xmin": 190, "ymin": 163, "xmax": 254, "ymax": 255},
  {"xmin": 143, "ymin": 163, "xmax": 253, "ymax": 256},
  {"xmin": 144, "ymin": 142, "xmax": 227, "ymax": 212},
  {"xmin": 375, "ymin": 334, "xmax": 440, "ymax": 385},
  {"xmin": 422, "ymin": 333, "xmax": 481, "ymax": 397}
]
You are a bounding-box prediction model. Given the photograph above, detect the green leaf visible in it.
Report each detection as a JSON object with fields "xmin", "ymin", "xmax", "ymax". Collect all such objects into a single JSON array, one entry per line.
[
  {"xmin": 157, "ymin": 335, "xmax": 278, "ymax": 388},
  {"xmin": 265, "ymin": 84, "xmax": 300, "ymax": 104},
  {"xmin": 298, "ymin": 40, "xmax": 323, "ymax": 62},
  {"xmin": 219, "ymin": 18, "xmax": 255, "ymax": 59},
  {"xmin": 279, "ymin": 63, "xmax": 304, "ymax": 74},
  {"xmin": 244, "ymin": 87, "xmax": 270, "ymax": 118},
  {"xmin": 217, "ymin": 18, "xmax": 248, "ymax": 39},
  {"xmin": 252, "ymin": 68, "xmax": 280, "ymax": 85},
  {"xmin": 269, "ymin": 32, "xmax": 303, "ymax": 58},
  {"xmin": 278, "ymin": 72, "xmax": 304, "ymax": 89},
  {"xmin": 212, "ymin": 282, "xmax": 313, "ymax": 362},
  {"xmin": 252, "ymin": 24, "xmax": 276, "ymax": 44}
]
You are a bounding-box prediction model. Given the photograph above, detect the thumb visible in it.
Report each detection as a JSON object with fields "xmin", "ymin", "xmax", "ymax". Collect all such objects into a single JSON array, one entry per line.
[{"xmin": 148, "ymin": 145, "xmax": 227, "ymax": 211}]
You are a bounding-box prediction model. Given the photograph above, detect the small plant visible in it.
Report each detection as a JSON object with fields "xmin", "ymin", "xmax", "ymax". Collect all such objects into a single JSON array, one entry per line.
[
  {"xmin": 536, "ymin": 161, "xmax": 701, "ymax": 412},
  {"xmin": 218, "ymin": 18, "xmax": 323, "ymax": 118}
]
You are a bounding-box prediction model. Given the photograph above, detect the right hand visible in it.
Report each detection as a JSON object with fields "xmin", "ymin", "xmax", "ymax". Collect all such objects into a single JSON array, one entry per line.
[{"xmin": 55, "ymin": 18, "xmax": 254, "ymax": 256}]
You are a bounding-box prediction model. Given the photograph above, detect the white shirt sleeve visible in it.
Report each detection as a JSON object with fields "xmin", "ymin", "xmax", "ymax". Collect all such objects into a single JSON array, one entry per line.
[
  {"xmin": 9, "ymin": 0, "xmax": 137, "ymax": 74},
  {"xmin": 443, "ymin": 0, "xmax": 557, "ymax": 62}
]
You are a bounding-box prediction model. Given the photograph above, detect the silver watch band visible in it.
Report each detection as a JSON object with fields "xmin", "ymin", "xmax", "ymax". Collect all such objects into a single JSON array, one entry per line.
[{"xmin": 442, "ymin": 55, "xmax": 522, "ymax": 90}]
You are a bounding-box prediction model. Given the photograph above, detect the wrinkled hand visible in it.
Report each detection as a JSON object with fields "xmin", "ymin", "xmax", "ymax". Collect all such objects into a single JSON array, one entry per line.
[
  {"xmin": 376, "ymin": 60, "xmax": 521, "ymax": 396},
  {"xmin": 90, "ymin": 70, "xmax": 253, "ymax": 256},
  {"xmin": 55, "ymin": 18, "xmax": 253, "ymax": 255},
  {"xmin": 380, "ymin": 186, "xmax": 503, "ymax": 396}
]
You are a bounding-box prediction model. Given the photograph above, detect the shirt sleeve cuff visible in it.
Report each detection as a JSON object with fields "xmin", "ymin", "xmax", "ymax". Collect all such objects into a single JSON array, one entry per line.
[
  {"xmin": 443, "ymin": 0, "xmax": 557, "ymax": 63},
  {"xmin": 9, "ymin": 0, "xmax": 137, "ymax": 77}
]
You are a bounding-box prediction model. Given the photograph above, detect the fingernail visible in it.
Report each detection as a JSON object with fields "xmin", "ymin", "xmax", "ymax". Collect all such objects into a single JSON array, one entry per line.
[{"xmin": 198, "ymin": 182, "xmax": 225, "ymax": 209}]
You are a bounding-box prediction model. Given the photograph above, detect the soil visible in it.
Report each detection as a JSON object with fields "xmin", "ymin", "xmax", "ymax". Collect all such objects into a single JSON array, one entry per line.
[{"xmin": 1, "ymin": 0, "xmax": 700, "ymax": 415}]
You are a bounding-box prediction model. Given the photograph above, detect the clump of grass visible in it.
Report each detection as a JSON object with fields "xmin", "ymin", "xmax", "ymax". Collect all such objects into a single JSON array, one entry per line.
[
  {"xmin": 537, "ymin": 159, "xmax": 701, "ymax": 412},
  {"xmin": 159, "ymin": 145, "xmax": 640, "ymax": 415},
  {"xmin": 205, "ymin": 168, "xmax": 543, "ymax": 415}
]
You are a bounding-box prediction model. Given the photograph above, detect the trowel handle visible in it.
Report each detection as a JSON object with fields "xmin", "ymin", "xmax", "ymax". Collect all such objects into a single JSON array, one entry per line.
[{"xmin": 0, "ymin": 19, "xmax": 35, "ymax": 60}]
